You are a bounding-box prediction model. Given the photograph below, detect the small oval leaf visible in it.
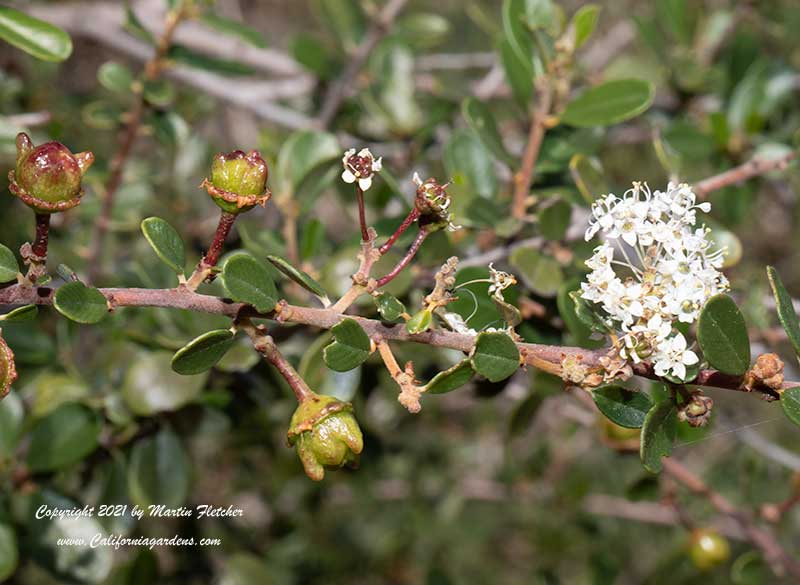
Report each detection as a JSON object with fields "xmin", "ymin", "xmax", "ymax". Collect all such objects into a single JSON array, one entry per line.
[
  {"xmin": 53, "ymin": 281, "xmax": 108, "ymax": 324},
  {"xmin": 766, "ymin": 266, "xmax": 800, "ymax": 357},
  {"xmin": 141, "ymin": 217, "xmax": 185, "ymax": 275},
  {"xmin": 697, "ymin": 294, "xmax": 750, "ymax": 376},
  {"xmin": 640, "ymin": 400, "xmax": 677, "ymax": 473},
  {"xmin": 0, "ymin": 524, "xmax": 18, "ymax": 581},
  {"xmin": 97, "ymin": 61, "xmax": 133, "ymax": 93},
  {"xmin": 201, "ymin": 13, "xmax": 268, "ymax": 48},
  {"xmin": 0, "ymin": 244, "xmax": 19, "ymax": 282},
  {"xmin": 0, "ymin": 305, "xmax": 38, "ymax": 323},
  {"xmin": 461, "ymin": 97, "xmax": 515, "ymax": 166},
  {"xmin": 781, "ymin": 386, "xmax": 800, "ymax": 427},
  {"xmin": 266, "ymin": 255, "xmax": 329, "ymax": 303},
  {"xmin": 172, "ymin": 329, "xmax": 235, "ymax": 375},
  {"xmin": 26, "ymin": 402, "xmax": 101, "ymax": 472},
  {"xmin": 127, "ymin": 429, "xmax": 191, "ymax": 509},
  {"xmin": 374, "ymin": 292, "xmax": 406, "ymax": 322},
  {"xmin": 222, "ymin": 253, "xmax": 279, "ymax": 313},
  {"xmin": 0, "ymin": 7, "xmax": 72, "ymax": 62},
  {"xmin": 425, "ymin": 360, "xmax": 474, "ymax": 394},
  {"xmin": 561, "ymin": 79, "xmax": 655, "ymax": 127},
  {"xmin": 471, "ymin": 331, "xmax": 520, "ymax": 382},
  {"xmin": 323, "ymin": 318, "xmax": 371, "ymax": 372},
  {"xmin": 593, "ymin": 385, "xmax": 653, "ymax": 428}
]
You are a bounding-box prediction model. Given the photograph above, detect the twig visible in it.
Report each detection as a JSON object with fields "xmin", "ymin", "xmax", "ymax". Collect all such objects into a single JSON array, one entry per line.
[
  {"xmin": 662, "ymin": 458, "xmax": 800, "ymax": 578},
  {"xmin": 30, "ymin": 213, "xmax": 50, "ymax": 261},
  {"xmin": 375, "ymin": 228, "xmax": 429, "ymax": 288},
  {"xmin": 316, "ymin": 0, "xmax": 409, "ymax": 128},
  {"xmin": 694, "ymin": 151, "xmax": 797, "ymax": 199},
  {"xmin": 376, "ymin": 339, "xmax": 422, "ymax": 413},
  {"xmin": 512, "ymin": 82, "xmax": 553, "ymax": 219},
  {"xmin": 379, "ymin": 208, "xmax": 419, "ymax": 255},
  {"xmin": 356, "ymin": 186, "xmax": 369, "ymax": 241},
  {"xmin": 0, "ymin": 283, "xmax": 797, "ymax": 400},
  {"xmin": 86, "ymin": 4, "xmax": 188, "ymax": 282},
  {"xmin": 185, "ymin": 211, "xmax": 237, "ymax": 290}
]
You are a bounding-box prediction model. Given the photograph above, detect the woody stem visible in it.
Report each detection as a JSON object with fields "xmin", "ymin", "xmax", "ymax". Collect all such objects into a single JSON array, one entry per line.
[
  {"xmin": 31, "ymin": 213, "xmax": 50, "ymax": 259},
  {"xmin": 204, "ymin": 211, "xmax": 237, "ymax": 269},
  {"xmin": 375, "ymin": 228, "xmax": 429, "ymax": 288},
  {"xmin": 379, "ymin": 208, "xmax": 420, "ymax": 255}
]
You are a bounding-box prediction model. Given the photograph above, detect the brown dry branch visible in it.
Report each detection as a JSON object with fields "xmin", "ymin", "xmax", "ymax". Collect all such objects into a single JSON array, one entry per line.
[{"xmin": 695, "ymin": 151, "xmax": 797, "ymax": 199}]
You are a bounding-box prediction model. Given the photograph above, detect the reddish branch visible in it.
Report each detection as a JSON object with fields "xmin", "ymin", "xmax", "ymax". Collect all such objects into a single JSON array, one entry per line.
[
  {"xmin": 695, "ymin": 151, "xmax": 797, "ymax": 199},
  {"xmin": 203, "ymin": 211, "xmax": 237, "ymax": 269},
  {"xmin": 375, "ymin": 228, "xmax": 429, "ymax": 288},
  {"xmin": 356, "ymin": 186, "xmax": 369, "ymax": 241},
  {"xmin": 379, "ymin": 208, "xmax": 420, "ymax": 255},
  {"xmin": 31, "ymin": 213, "xmax": 50, "ymax": 259},
  {"xmin": 512, "ymin": 82, "xmax": 552, "ymax": 219},
  {"xmin": 87, "ymin": 6, "xmax": 188, "ymax": 282}
]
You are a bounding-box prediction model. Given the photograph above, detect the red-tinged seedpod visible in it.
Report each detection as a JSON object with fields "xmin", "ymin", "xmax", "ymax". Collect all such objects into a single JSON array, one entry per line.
[{"xmin": 201, "ymin": 149, "xmax": 270, "ymax": 214}]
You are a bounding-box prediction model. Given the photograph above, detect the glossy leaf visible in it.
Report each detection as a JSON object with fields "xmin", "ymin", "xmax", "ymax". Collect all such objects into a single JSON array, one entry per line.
[
  {"xmin": 274, "ymin": 130, "xmax": 340, "ymax": 196},
  {"xmin": 0, "ymin": 7, "xmax": 72, "ymax": 62},
  {"xmin": 766, "ymin": 266, "xmax": 800, "ymax": 357},
  {"xmin": 640, "ymin": 400, "xmax": 677, "ymax": 473},
  {"xmin": 267, "ymin": 255, "xmax": 329, "ymax": 304},
  {"xmin": 461, "ymin": 97, "xmax": 515, "ymax": 165},
  {"xmin": 53, "ymin": 281, "xmax": 108, "ymax": 324},
  {"xmin": 323, "ymin": 318, "xmax": 372, "ymax": 372},
  {"xmin": 572, "ymin": 4, "xmax": 600, "ymax": 49},
  {"xmin": 593, "ymin": 386, "xmax": 653, "ymax": 429},
  {"xmin": 172, "ymin": 329, "xmax": 235, "ymax": 375},
  {"xmin": 0, "ymin": 305, "xmax": 38, "ymax": 323},
  {"xmin": 169, "ymin": 45, "xmax": 255, "ymax": 76},
  {"xmin": 0, "ymin": 244, "xmax": 19, "ymax": 282},
  {"xmin": 141, "ymin": 217, "xmax": 185, "ymax": 275},
  {"xmin": 0, "ymin": 524, "xmax": 17, "ymax": 581},
  {"xmin": 697, "ymin": 294, "xmax": 750, "ymax": 376},
  {"xmin": 222, "ymin": 253, "xmax": 279, "ymax": 313},
  {"xmin": 373, "ymin": 292, "xmax": 406, "ymax": 322},
  {"xmin": 556, "ymin": 283, "xmax": 603, "ymax": 348},
  {"xmin": 561, "ymin": 79, "xmax": 655, "ymax": 127},
  {"xmin": 406, "ymin": 309, "xmax": 433, "ymax": 334},
  {"xmin": 471, "ymin": 332, "xmax": 520, "ymax": 382},
  {"xmin": 26, "ymin": 402, "xmax": 101, "ymax": 471},
  {"xmin": 425, "ymin": 360, "xmax": 474, "ymax": 394},
  {"xmin": 0, "ymin": 392, "xmax": 23, "ymax": 457},
  {"xmin": 444, "ymin": 128, "xmax": 498, "ymax": 199},
  {"xmin": 569, "ymin": 154, "xmax": 609, "ymax": 205},
  {"xmin": 509, "ymin": 246, "xmax": 563, "ymax": 297},
  {"xmin": 143, "ymin": 78, "xmax": 176, "ymax": 107},
  {"xmin": 781, "ymin": 387, "xmax": 800, "ymax": 427},
  {"xmin": 538, "ymin": 199, "xmax": 572, "ymax": 240},
  {"xmin": 124, "ymin": 351, "xmax": 208, "ymax": 415},
  {"xmin": 128, "ymin": 429, "xmax": 191, "ymax": 508},
  {"xmin": 201, "ymin": 13, "xmax": 267, "ymax": 48},
  {"xmin": 97, "ymin": 61, "xmax": 133, "ymax": 93},
  {"xmin": 499, "ymin": 38, "xmax": 534, "ymax": 105}
]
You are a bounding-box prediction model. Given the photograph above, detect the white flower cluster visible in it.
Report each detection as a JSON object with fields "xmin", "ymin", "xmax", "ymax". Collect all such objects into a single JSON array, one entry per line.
[{"xmin": 581, "ymin": 182, "xmax": 729, "ymax": 380}]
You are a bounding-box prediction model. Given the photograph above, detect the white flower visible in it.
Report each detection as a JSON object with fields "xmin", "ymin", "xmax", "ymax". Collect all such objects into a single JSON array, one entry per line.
[
  {"xmin": 653, "ymin": 333, "xmax": 699, "ymax": 380},
  {"xmin": 341, "ymin": 147, "xmax": 382, "ymax": 191},
  {"xmin": 579, "ymin": 181, "xmax": 727, "ymax": 379}
]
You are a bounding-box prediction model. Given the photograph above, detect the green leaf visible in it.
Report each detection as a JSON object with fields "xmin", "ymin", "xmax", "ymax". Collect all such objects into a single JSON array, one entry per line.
[
  {"xmin": 0, "ymin": 7, "xmax": 72, "ymax": 62},
  {"xmin": 499, "ymin": 38, "xmax": 534, "ymax": 105},
  {"xmin": 323, "ymin": 318, "xmax": 371, "ymax": 372},
  {"xmin": 509, "ymin": 392, "xmax": 545, "ymax": 436},
  {"xmin": 502, "ymin": 0, "xmax": 535, "ymax": 76},
  {"xmin": 471, "ymin": 332, "xmax": 520, "ymax": 382},
  {"xmin": 569, "ymin": 154, "xmax": 609, "ymax": 205},
  {"xmin": 172, "ymin": 329, "xmax": 235, "ymax": 375},
  {"xmin": 373, "ymin": 292, "xmax": 406, "ymax": 322},
  {"xmin": 290, "ymin": 33, "xmax": 334, "ymax": 78},
  {"xmin": 168, "ymin": 44, "xmax": 255, "ymax": 76},
  {"xmin": 141, "ymin": 217, "xmax": 185, "ymax": 275},
  {"xmin": 0, "ymin": 392, "xmax": 23, "ymax": 458},
  {"xmin": 572, "ymin": 4, "xmax": 600, "ymax": 49},
  {"xmin": 266, "ymin": 255, "xmax": 329, "ymax": 304},
  {"xmin": 222, "ymin": 253, "xmax": 279, "ymax": 313},
  {"xmin": 538, "ymin": 199, "xmax": 572, "ymax": 240},
  {"xmin": 97, "ymin": 61, "xmax": 133, "ymax": 93},
  {"xmin": 123, "ymin": 351, "xmax": 208, "ymax": 415},
  {"xmin": 697, "ymin": 294, "xmax": 750, "ymax": 376},
  {"xmin": 557, "ymin": 283, "xmax": 602, "ymax": 348},
  {"xmin": 561, "ymin": 79, "xmax": 655, "ymax": 127},
  {"xmin": 0, "ymin": 305, "xmax": 37, "ymax": 323},
  {"xmin": 201, "ymin": 13, "xmax": 267, "ymax": 48},
  {"xmin": 425, "ymin": 360, "xmax": 474, "ymax": 394},
  {"xmin": 143, "ymin": 78, "xmax": 176, "ymax": 107},
  {"xmin": 0, "ymin": 524, "xmax": 17, "ymax": 581},
  {"xmin": 396, "ymin": 13, "xmax": 451, "ymax": 49},
  {"xmin": 766, "ymin": 266, "xmax": 800, "ymax": 357},
  {"xmin": 509, "ymin": 246, "xmax": 564, "ymax": 297},
  {"xmin": 0, "ymin": 244, "xmax": 19, "ymax": 282},
  {"xmin": 124, "ymin": 2, "xmax": 154, "ymax": 44},
  {"xmin": 781, "ymin": 387, "xmax": 800, "ymax": 427},
  {"xmin": 128, "ymin": 429, "xmax": 191, "ymax": 508},
  {"xmin": 640, "ymin": 400, "xmax": 677, "ymax": 473},
  {"xmin": 26, "ymin": 402, "xmax": 101, "ymax": 471},
  {"xmin": 461, "ymin": 97, "xmax": 515, "ymax": 166},
  {"xmin": 524, "ymin": 0, "xmax": 555, "ymax": 29},
  {"xmin": 444, "ymin": 128, "xmax": 498, "ymax": 199},
  {"xmin": 406, "ymin": 309, "xmax": 433, "ymax": 334},
  {"xmin": 274, "ymin": 130, "xmax": 340, "ymax": 196},
  {"xmin": 53, "ymin": 281, "xmax": 108, "ymax": 324},
  {"xmin": 593, "ymin": 386, "xmax": 653, "ymax": 429},
  {"xmin": 312, "ymin": 0, "xmax": 366, "ymax": 52}
]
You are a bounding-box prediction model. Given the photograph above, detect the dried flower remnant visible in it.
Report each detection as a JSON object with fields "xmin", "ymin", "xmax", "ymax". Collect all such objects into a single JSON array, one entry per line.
[
  {"xmin": 488, "ymin": 262, "xmax": 517, "ymax": 302},
  {"xmin": 580, "ymin": 182, "xmax": 728, "ymax": 381},
  {"xmin": 744, "ymin": 353, "xmax": 785, "ymax": 392},
  {"xmin": 413, "ymin": 173, "xmax": 461, "ymax": 232},
  {"xmin": 341, "ymin": 148, "xmax": 382, "ymax": 191},
  {"xmin": 678, "ymin": 391, "xmax": 714, "ymax": 427}
]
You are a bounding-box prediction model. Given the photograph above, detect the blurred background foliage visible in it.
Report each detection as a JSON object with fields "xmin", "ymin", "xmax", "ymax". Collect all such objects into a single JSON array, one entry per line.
[{"xmin": 0, "ymin": 0, "xmax": 799, "ymax": 583}]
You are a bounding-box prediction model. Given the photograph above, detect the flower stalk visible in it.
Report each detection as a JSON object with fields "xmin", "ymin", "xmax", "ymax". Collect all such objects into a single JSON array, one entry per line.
[{"xmin": 375, "ymin": 227, "xmax": 430, "ymax": 288}]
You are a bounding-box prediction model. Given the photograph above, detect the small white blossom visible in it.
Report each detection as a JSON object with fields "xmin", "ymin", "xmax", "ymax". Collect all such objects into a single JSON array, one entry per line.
[
  {"xmin": 580, "ymin": 182, "xmax": 728, "ymax": 380},
  {"xmin": 341, "ymin": 148, "xmax": 382, "ymax": 191},
  {"xmin": 487, "ymin": 263, "xmax": 517, "ymax": 302}
]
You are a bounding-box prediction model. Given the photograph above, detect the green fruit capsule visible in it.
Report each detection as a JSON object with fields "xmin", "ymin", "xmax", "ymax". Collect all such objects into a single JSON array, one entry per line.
[
  {"xmin": 9, "ymin": 133, "xmax": 94, "ymax": 214},
  {"xmin": 287, "ymin": 394, "xmax": 363, "ymax": 481},
  {"xmin": 202, "ymin": 150, "xmax": 270, "ymax": 214},
  {"xmin": 689, "ymin": 529, "xmax": 731, "ymax": 571}
]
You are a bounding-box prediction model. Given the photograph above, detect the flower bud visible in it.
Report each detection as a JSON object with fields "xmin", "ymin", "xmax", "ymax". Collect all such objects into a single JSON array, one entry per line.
[
  {"xmin": 287, "ymin": 394, "xmax": 363, "ymax": 481},
  {"xmin": 9, "ymin": 133, "xmax": 94, "ymax": 214},
  {"xmin": 202, "ymin": 150, "xmax": 270, "ymax": 214}
]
